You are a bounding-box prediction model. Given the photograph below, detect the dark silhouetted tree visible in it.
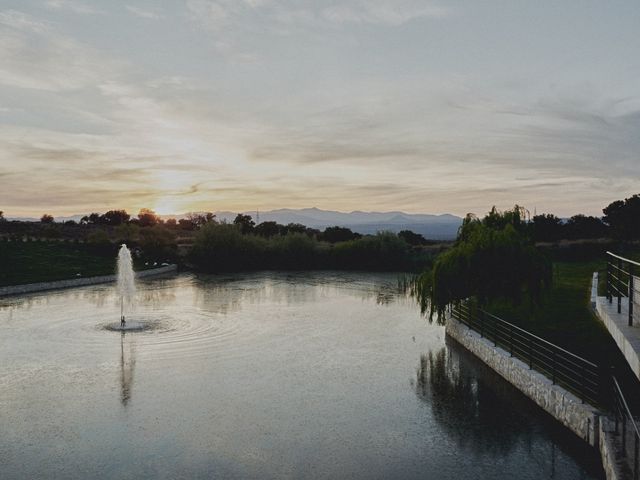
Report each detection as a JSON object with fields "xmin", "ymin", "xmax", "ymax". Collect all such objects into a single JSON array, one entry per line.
[
  {"xmin": 532, "ymin": 213, "xmax": 563, "ymax": 242},
  {"xmin": 137, "ymin": 208, "xmax": 159, "ymax": 227},
  {"xmin": 398, "ymin": 230, "xmax": 427, "ymax": 246},
  {"xmin": 187, "ymin": 212, "xmax": 216, "ymax": 229},
  {"xmin": 603, "ymin": 194, "xmax": 640, "ymax": 240},
  {"xmin": 284, "ymin": 223, "xmax": 307, "ymax": 235},
  {"xmin": 233, "ymin": 214, "xmax": 255, "ymax": 234},
  {"xmin": 40, "ymin": 214, "xmax": 54, "ymax": 224},
  {"xmin": 564, "ymin": 214, "xmax": 607, "ymax": 240},
  {"xmin": 254, "ymin": 221, "xmax": 282, "ymax": 237},
  {"xmin": 321, "ymin": 226, "xmax": 359, "ymax": 243},
  {"xmin": 102, "ymin": 209, "xmax": 130, "ymax": 226}
]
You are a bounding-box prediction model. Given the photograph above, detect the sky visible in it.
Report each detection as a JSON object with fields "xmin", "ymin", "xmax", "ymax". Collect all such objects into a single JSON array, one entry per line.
[{"xmin": 0, "ymin": 0, "xmax": 639, "ymax": 218}]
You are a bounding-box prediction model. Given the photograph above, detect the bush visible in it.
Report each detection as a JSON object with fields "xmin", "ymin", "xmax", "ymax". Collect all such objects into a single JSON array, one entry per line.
[{"xmin": 190, "ymin": 223, "xmax": 267, "ymax": 271}]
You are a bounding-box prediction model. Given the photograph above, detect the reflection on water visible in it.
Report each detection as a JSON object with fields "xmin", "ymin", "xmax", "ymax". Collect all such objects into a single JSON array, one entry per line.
[
  {"xmin": 416, "ymin": 340, "xmax": 603, "ymax": 478},
  {"xmin": 120, "ymin": 332, "xmax": 135, "ymax": 406},
  {"xmin": 0, "ymin": 272, "xmax": 603, "ymax": 480}
]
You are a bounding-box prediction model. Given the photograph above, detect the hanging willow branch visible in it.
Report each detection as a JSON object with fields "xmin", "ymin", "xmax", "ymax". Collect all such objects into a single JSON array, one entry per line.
[{"xmin": 407, "ymin": 206, "xmax": 551, "ymax": 323}]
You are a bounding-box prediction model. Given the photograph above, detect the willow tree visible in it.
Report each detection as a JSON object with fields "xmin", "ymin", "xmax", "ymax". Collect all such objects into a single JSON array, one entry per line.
[{"xmin": 413, "ymin": 206, "xmax": 551, "ymax": 321}]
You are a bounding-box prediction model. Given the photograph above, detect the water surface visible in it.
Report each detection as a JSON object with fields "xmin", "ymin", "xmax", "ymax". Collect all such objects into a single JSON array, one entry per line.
[{"xmin": 0, "ymin": 272, "xmax": 603, "ymax": 479}]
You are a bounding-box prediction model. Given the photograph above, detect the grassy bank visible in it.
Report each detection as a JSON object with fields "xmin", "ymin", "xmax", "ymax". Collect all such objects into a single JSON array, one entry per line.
[
  {"xmin": 0, "ymin": 241, "xmax": 150, "ymax": 287},
  {"xmin": 485, "ymin": 254, "xmax": 640, "ymax": 405}
]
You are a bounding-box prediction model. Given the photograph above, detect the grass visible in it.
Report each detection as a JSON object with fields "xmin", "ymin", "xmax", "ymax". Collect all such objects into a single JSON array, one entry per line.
[
  {"xmin": 0, "ymin": 241, "xmax": 149, "ymax": 287},
  {"xmin": 485, "ymin": 255, "xmax": 640, "ymax": 408},
  {"xmin": 486, "ymin": 260, "xmax": 610, "ymax": 362}
]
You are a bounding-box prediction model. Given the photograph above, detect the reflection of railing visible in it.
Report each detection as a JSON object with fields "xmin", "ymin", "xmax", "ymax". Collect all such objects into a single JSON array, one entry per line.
[
  {"xmin": 612, "ymin": 376, "xmax": 640, "ymax": 479},
  {"xmin": 606, "ymin": 251, "xmax": 640, "ymax": 326},
  {"xmin": 452, "ymin": 303, "xmax": 601, "ymax": 406}
]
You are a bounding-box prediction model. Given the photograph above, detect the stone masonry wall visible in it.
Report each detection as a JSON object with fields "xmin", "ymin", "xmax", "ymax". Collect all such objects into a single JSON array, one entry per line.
[{"xmin": 446, "ymin": 315, "xmax": 600, "ymax": 447}]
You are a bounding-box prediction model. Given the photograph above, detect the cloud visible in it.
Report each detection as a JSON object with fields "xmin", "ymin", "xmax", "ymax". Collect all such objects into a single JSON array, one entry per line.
[
  {"xmin": 125, "ymin": 5, "xmax": 162, "ymax": 19},
  {"xmin": 44, "ymin": 0, "xmax": 105, "ymax": 15},
  {"xmin": 0, "ymin": 11, "xmax": 124, "ymax": 91},
  {"xmin": 322, "ymin": 1, "xmax": 451, "ymax": 26},
  {"xmin": 187, "ymin": 0, "xmax": 451, "ymax": 33},
  {"xmin": 0, "ymin": 10, "xmax": 49, "ymax": 33}
]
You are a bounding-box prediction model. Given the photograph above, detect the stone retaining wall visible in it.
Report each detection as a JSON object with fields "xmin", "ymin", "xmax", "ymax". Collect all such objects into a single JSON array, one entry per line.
[
  {"xmin": 446, "ymin": 315, "xmax": 600, "ymax": 447},
  {"xmin": 0, "ymin": 264, "xmax": 178, "ymax": 297}
]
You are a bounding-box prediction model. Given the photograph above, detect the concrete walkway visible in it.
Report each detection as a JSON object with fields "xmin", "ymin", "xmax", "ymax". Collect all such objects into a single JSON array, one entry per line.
[{"xmin": 592, "ymin": 273, "xmax": 640, "ymax": 381}]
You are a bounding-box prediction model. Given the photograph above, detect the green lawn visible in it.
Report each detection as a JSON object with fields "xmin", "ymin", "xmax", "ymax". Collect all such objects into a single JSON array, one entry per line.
[
  {"xmin": 486, "ymin": 260, "xmax": 612, "ymax": 363},
  {"xmin": 0, "ymin": 241, "xmax": 148, "ymax": 287},
  {"xmin": 485, "ymin": 256, "xmax": 640, "ymax": 408}
]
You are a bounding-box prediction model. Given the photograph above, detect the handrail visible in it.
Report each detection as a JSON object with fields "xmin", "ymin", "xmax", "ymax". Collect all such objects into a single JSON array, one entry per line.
[
  {"xmin": 612, "ymin": 375, "xmax": 640, "ymax": 479},
  {"xmin": 606, "ymin": 252, "xmax": 638, "ymax": 326},
  {"xmin": 482, "ymin": 310, "xmax": 598, "ymax": 369},
  {"xmin": 451, "ymin": 302, "xmax": 602, "ymax": 406},
  {"xmin": 607, "ymin": 251, "xmax": 640, "ymax": 268}
]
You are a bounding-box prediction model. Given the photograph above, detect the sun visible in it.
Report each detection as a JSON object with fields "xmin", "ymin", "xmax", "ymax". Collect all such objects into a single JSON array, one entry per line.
[{"xmin": 153, "ymin": 197, "xmax": 183, "ymax": 216}]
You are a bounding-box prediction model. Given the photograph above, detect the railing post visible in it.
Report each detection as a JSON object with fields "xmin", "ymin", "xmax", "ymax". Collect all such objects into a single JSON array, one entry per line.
[
  {"xmin": 608, "ymin": 259, "xmax": 612, "ymax": 303},
  {"xmin": 580, "ymin": 364, "xmax": 586, "ymax": 404},
  {"xmin": 630, "ymin": 264, "xmax": 635, "ymax": 327},
  {"xmin": 623, "ymin": 414, "xmax": 627, "ymax": 457},
  {"xmin": 529, "ymin": 341, "xmax": 533, "ymax": 369},
  {"xmin": 480, "ymin": 310, "xmax": 484, "ymax": 338},
  {"xmin": 619, "ymin": 258, "xmax": 623, "ymax": 314},
  {"xmin": 552, "ymin": 350, "xmax": 556, "ymax": 385},
  {"xmin": 509, "ymin": 323, "xmax": 513, "ymax": 357},
  {"xmin": 493, "ymin": 315, "xmax": 497, "ymax": 347},
  {"xmin": 634, "ymin": 433, "xmax": 639, "ymax": 480}
]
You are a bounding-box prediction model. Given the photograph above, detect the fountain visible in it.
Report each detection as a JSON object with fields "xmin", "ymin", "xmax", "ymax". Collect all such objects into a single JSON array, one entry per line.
[
  {"xmin": 107, "ymin": 244, "xmax": 147, "ymax": 331},
  {"xmin": 117, "ymin": 244, "xmax": 136, "ymax": 326}
]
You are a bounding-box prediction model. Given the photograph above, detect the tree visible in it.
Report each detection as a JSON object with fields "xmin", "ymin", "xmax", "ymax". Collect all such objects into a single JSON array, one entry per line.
[
  {"xmin": 254, "ymin": 221, "xmax": 282, "ymax": 237},
  {"xmin": 102, "ymin": 209, "xmax": 130, "ymax": 226},
  {"xmin": 532, "ymin": 213, "xmax": 563, "ymax": 242},
  {"xmin": 564, "ymin": 214, "xmax": 607, "ymax": 240},
  {"xmin": 603, "ymin": 194, "xmax": 640, "ymax": 240},
  {"xmin": 137, "ymin": 208, "xmax": 159, "ymax": 227},
  {"xmin": 321, "ymin": 226, "xmax": 359, "ymax": 243},
  {"xmin": 186, "ymin": 212, "xmax": 216, "ymax": 229},
  {"xmin": 233, "ymin": 214, "xmax": 255, "ymax": 234},
  {"xmin": 413, "ymin": 206, "xmax": 551, "ymax": 320},
  {"xmin": 40, "ymin": 214, "xmax": 54, "ymax": 224},
  {"xmin": 284, "ymin": 223, "xmax": 307, "ymax": 235},
  {"xmin": 0, "ymin": 211, "xmax": 5, "ymax": 222},
  {"xmin": 88, "ymin": 212, "xmax": 101, "ymax": 225},
  {"xmin": 398, "ymin": 230, "xmax": 427, "ymax": 246}
]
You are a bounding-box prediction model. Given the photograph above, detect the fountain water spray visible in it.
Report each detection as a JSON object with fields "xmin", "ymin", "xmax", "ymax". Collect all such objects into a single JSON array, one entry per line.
[{"xmin": 117, "ymin": 244, "xmax": 136, "ymax": 327}]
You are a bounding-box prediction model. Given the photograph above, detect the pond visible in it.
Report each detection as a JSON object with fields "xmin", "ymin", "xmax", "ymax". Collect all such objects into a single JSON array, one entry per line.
[{"xmin": 0, "ymin": 272, "xmax": 603, "ymax": 479}]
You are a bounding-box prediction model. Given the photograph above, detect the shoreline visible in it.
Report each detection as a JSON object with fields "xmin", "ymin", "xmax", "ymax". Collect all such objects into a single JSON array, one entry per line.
[{"xmin": 0, "ymin": 264, "xmax": 178, "ymax": 297}]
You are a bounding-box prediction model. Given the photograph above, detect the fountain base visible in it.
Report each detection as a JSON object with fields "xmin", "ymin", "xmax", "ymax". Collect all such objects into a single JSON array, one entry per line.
[{"xmin": 104, "ymin": 321, "xmax": 151, "ymax": 332}]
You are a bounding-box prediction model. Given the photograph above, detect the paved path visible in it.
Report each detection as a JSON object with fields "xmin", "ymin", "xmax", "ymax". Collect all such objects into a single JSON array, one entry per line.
[{"xmin": 593, "ymin": 273, "xmax": 640, "ymax": 381}]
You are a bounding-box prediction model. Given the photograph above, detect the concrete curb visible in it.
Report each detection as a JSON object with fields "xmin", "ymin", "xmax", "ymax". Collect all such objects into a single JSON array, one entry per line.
[{"xmin": 0, "ymin": 264, "xmax": 178, "ymax": 297}]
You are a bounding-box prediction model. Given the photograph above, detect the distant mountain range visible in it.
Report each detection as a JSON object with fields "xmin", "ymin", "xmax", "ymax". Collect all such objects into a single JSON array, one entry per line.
[
  {"xmin": 10, "ymin": 208, "xmax": 463, "ymax": 240},
  {"xmin": 214, "ymin": 208, "xmax": 462, "ymax": 239}
]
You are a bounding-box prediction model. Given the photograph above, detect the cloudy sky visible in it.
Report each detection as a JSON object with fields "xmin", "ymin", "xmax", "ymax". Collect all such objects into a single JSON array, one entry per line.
[{"xmin": 1, "ymin": 0, "xmax": 639, "ymax": 218}]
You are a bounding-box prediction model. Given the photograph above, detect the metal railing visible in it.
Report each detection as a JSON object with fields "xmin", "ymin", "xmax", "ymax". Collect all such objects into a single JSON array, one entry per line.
[
  {"xmin": 612, "ymin": 376, "xmax": 640, "ymax": 479},
  {"xmin": 452, "ymin": 303, "xmax": 601, "ymax": 406},
  {"xmin": 606, "ymin": 251, "xmax": 640, "ymax": 326}
]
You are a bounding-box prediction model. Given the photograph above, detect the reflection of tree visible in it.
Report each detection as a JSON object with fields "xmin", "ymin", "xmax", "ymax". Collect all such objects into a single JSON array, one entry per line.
[
  {"xmin": 120, "ymin": 332, "xmax": 136, "ymax": 407},
  {"xmin": 415, "ymin": 342, "xmax": 605, "ymax": 478},
  {"xmin": 415, "ymin": 344, "xmax": 536, "ymax": 457}
]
